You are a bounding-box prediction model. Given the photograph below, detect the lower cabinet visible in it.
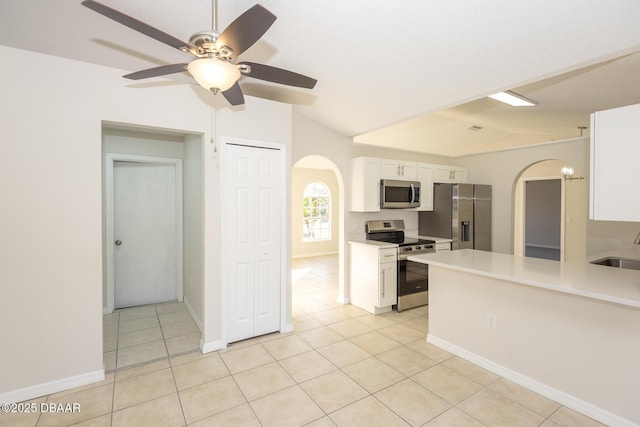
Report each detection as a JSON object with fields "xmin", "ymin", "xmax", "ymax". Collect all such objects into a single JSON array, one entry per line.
[
  {"xmin": 378, "ymin": 259, "xmax": 398, "ymax": 308},
  {"xmin": 349, "ymin": 243, "xmax": 397, "ymax": 314}
]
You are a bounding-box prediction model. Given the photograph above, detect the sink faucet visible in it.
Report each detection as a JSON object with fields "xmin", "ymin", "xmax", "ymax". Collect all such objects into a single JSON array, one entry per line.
[{"xmin": 635, "ymin": 231, "xmax": 640, "ymax": 245}]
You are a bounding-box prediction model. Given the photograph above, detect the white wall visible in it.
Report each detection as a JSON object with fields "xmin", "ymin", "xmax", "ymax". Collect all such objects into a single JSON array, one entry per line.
[
  {"xmin": 0, "ymin": 45, "xmax": 291, "ymax": 401},
  {"xmin": 456, "ymin": 138, "xmax": 590, "ymax": 254},
  {"xmin": 102, "ymin": 127, "xmax": 186, "ymax": 158},
  {"xmin": 292, "ymin": 168, "xmax": 339, "ymax": 258},
  {"xmin": 587, "ymin": 220, "xmax": 640, "ymax": 257},
  {"xmin": 183, "ymin": 134, "xmax": 204, "ymax": 327}
]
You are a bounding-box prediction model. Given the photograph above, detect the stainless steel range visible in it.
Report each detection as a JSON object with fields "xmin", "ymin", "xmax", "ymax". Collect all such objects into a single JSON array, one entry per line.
[{"xmin": 365, "ymin": 220, "xmax": 435, "ymax": 311}]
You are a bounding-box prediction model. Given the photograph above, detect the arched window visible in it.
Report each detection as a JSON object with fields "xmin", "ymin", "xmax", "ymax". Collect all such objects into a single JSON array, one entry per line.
[{"xmin": 303, "ymin": 182, "xmax": 331, "ymax": 241}]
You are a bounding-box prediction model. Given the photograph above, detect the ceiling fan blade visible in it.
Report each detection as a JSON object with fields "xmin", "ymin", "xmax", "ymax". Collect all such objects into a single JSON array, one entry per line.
[
  {"xmin": 239, "ymin": 62, "xmax": 317, "ymax": 89},
  {"xmin": 222, "ymin": 82, "xmax": 245, "ymax": 106},
  {"xmin": 215, "ymin": 5, "xmax": 276, "ymax": 59},
  {"xmin": 123, "ymin": 63, "xmax": 188, "ymax": 80},
  {"xmin": 81, "ymin": 0, "xmax": 189, "ymax": 50}
]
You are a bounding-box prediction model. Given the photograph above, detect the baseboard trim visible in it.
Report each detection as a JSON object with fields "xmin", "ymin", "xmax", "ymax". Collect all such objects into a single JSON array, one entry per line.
[
  {"xmin": 281, "ymin": 323, "xmax": 294, "ymax": 334},
  {"xmin": 0, "ymin": 370, "xmax": 105, "ymax": 404},
  {"xmin": 183, "ymin": 297, "xmax": 203, "ymax": 332},
  {"xmin": 201, "ymin": 339, "xmax": 224, "ymax": 354},
  {"xmin": 292, "ymin": 251, "xmax": 338, "ymax": 259},
  {"xmin": 427, "ymin": 334, "xmax": 636, "ymax": 427},
  {"xmin": 337, "ymin": 295, "xmax": 350, "ymax": 304}
]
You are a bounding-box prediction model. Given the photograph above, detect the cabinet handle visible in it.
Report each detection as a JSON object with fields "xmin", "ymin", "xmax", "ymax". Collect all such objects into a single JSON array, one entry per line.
[
  {"xmin": 401, "ymin": 164, "xmax": 405, "ymax": 176},
  {"xmin": 381, "ymin": 272, "xmax": 385, "ymax": 297},
  {"xmin": 396, "ymin": 165, "xmax": 401, "ymax": 176}
]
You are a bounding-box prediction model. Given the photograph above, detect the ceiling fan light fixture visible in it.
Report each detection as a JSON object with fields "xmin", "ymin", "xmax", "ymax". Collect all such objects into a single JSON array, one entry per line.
[
  {"xmin": 488, "ymin": 90, "xmax": 538, "ymax": 107},
  {"xmin": 187, "ymin": 57, "xmax": 240, "ymax": 92}
]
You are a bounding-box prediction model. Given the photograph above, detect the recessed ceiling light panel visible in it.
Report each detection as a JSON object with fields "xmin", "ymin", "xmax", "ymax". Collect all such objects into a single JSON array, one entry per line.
[{"xmin": 488, "ymin": 90, "xmax": 538, "ymax": 107}]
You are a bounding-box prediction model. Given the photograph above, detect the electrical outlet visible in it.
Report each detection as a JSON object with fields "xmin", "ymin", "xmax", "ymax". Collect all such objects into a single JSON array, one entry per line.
[{"xmin": 486, "ymin": 312, "xmax": 498, "ymax": 329}]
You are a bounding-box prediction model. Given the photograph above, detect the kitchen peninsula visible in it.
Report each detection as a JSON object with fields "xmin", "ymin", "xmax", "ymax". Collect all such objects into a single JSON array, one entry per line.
[{"xmin": 409, "ymin": 249, "xmax": 640, "ymax": 427}]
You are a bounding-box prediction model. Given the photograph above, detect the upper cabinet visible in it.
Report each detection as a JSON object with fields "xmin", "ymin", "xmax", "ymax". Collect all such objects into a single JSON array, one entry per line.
[
  {"xmin": 590, "ymin": 103, "xmax": 640, "ymax": 221},
  {"xmin": 350, "ymin": 157, "xmax": 464, "ymax": 212},
  {"xmin": 414, "ymin": 163, "xmax": 434, "ymax": 211},
  {"xmin": 433, "ymin": 164, "xmax": 468, "ymax": 183},
  {"xmin": 380, "ymin": 159, "xmax": 418, "ymax": 180},
  {"xmin": 350, "ymin": 157, "xmax": 381, "ymax": 212}
]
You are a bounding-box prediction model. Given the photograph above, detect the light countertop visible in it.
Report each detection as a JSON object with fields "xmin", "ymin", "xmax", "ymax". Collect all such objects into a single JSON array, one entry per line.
[
  {"xmin": 348, "ymin": 239, "xmax": 398, "ymax": 249},
  {"xmin": 409, "ymin": 249, "xmax": 640, "ymax": 308}
]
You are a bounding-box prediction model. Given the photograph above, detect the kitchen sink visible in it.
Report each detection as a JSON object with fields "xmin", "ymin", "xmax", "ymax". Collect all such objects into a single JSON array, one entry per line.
[{"xmin": 590, "ymin": 257, "xmax": 640, "ymax": 271}]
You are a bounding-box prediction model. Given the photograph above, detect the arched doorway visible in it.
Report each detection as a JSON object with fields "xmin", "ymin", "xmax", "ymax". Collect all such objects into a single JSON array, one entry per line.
[
  {"xmin": 291, "ymin": 156, "xmax": 346, "ymax": 311},
  {"xmin": 513, "ymin": 160, "xmax": 587, "ymax": 262}
]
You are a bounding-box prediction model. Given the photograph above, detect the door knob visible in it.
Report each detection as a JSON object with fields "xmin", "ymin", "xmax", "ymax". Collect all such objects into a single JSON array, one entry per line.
[{"xmin": 115, "ymin": 240, "xmax": 122, "ymax": 246}]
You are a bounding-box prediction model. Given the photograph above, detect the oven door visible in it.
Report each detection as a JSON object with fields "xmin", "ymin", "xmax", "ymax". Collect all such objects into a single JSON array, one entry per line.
[{"xmin": 398, "ymin": 258, "xmax": 428, "ymax": 296}]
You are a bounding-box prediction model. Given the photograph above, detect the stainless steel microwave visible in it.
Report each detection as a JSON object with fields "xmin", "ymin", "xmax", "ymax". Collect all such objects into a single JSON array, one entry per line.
[{"xmin": 380, "ymin": 179, "xmax": 421, "ymax": 209}]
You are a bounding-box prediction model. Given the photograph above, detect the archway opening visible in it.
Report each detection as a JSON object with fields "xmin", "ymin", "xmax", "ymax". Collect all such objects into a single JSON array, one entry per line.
[
  {"xmin": 291, "ymin": 155, "xmax": 346, "ymax": 314},
  {"xmin": 513, "ymin": 159, "xmax": 587, "ymax": 262}
]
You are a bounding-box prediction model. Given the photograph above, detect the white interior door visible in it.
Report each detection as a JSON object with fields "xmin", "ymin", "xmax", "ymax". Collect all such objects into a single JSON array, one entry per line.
[
  {"xmin": 225, "ymin": 143, "xmax": 282, "ymax": 343},
  {"xmin": 114, "ymin": 161, "xmax": 178, "ymax": 308}
]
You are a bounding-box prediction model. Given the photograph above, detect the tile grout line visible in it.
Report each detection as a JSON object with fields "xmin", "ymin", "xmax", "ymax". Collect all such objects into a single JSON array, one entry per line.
[{"xmin": 166, "ymin": 322, "xmax": 190, "ymax": 427}]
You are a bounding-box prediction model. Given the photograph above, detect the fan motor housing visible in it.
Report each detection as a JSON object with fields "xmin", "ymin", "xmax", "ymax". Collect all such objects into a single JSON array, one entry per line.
[{"xmin": 187, "ymin": 31, "xmax": 233, "ymax": 58}]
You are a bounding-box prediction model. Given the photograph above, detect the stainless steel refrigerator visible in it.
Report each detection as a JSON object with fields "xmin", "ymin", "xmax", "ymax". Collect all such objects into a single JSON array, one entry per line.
[{"xmin": 418, "ymin": 183, "xmax": 492, "ymax": 250}]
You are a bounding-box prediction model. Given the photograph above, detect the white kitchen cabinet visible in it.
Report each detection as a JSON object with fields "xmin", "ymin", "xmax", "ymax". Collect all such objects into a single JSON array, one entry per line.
[
  {"xmin": 414, "ymin": 163, "xmax": 434, "ymax": 211},
  {"xmin": 590, "ymin": 103, "xmax": 640, "ymax": 221},
  {"xmin": 380, "ymin": 159, "xmax": 418, "ymax": 180},
  {"xmin": 349, "ymin": 243, "xmax": 397, "ymax": 314},
  {"xmin": 378, "ymin": 259, "xmax": 398, "ymax": 308},
  {"xmin": 433, "ymin": 164, "xmax": 468, "ymax": 183},
  {"xmin": 350, "ymin": 157, "xmax": 380, "ymax": 212}
]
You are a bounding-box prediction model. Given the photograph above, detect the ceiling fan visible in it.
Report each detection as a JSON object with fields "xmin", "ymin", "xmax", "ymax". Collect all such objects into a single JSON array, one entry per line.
[{"xmin": 81, "ymin": 0, "xmax": 317, "ymax": 106}]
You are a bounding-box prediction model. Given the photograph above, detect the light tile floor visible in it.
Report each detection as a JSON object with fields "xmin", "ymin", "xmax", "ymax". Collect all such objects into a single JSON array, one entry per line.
[
  {"xmin": 1, "ymin": 255, "xmax": 608, "ymax": 427},
  {"xmin": 103, "ymin": 301, "xmax": 201, "ymax": 372}
]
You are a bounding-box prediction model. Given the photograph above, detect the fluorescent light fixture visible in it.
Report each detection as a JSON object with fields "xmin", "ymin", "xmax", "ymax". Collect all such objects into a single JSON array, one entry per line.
[{"xmin": 488, "ymin": 90, "xmax": 538, "ymax": 107}]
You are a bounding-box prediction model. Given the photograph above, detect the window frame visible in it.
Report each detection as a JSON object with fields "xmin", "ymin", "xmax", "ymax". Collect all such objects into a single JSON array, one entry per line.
[{"xmin": 302, "ymin": 182, "xmax": 331, "ymax": 242}]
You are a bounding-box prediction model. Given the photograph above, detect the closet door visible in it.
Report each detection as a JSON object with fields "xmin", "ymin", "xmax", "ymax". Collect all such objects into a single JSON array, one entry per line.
[{"xmin": 225, "ymin": 143, "xmax": 282, "ymax": 343}]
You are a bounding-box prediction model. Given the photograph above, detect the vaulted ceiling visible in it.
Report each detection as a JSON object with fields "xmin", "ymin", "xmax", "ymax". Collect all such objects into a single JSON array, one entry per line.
[{"xmin": 2, "ymin": 0, "xmax": 640, "ymax": 157}]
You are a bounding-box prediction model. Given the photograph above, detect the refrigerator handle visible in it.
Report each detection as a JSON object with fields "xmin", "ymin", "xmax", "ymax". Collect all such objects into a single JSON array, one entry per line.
[{"xmin": 461, "ymin": 221, "xmax": 470, "ymax": 241}]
